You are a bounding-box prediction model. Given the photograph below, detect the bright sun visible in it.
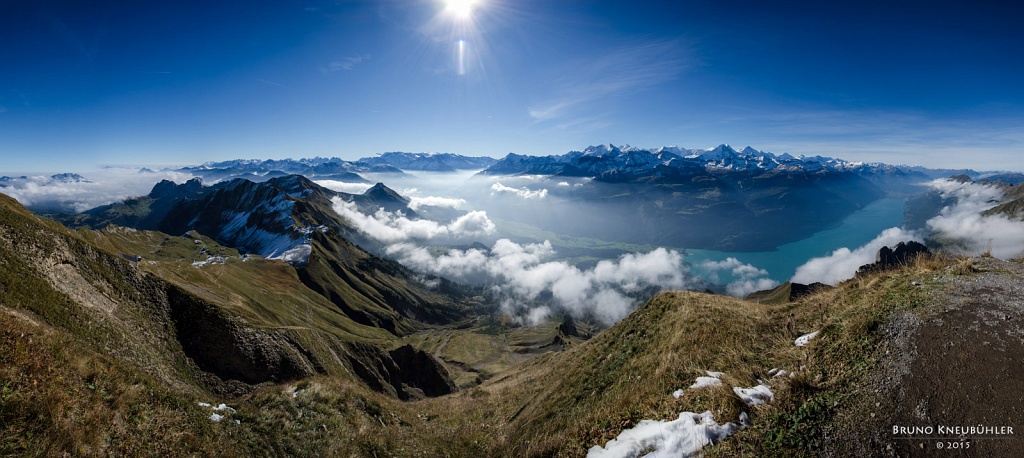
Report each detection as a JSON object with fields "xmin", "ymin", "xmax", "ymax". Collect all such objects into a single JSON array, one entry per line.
[{"xmin": 444, "ymin": 0, "xmax": 478, "ymax": 19}]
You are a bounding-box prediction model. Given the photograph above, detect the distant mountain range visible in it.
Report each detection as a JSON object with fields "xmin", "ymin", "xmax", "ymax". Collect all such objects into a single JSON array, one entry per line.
[
  {"xmin": 0, "ymin": 145, "xmax": 1002, "ymax": 189},
  {"xmin": 9, "ymin": 146, "xmax": 1004, "ymax": 252},
  {"xmin": 174, "ymin": 157, "xmax": 399, "ymax": 183},
  {"xmin": 0, "ymin": 173, "xmax": 91, "ymax": 187},
  {"xmin": 173, "ymin": 152, "xmax": 497, "ymax": 183},
  {"xmin": 479, "ymin": 144, "xmax": 962, "ymax": 183},
  {"xmin": 358, "ymin": 152, "xmax": 497, "ymax": 172},
  {"xmin": 145, "ymin": 146, "xmax": 996, "ymax": 187}
]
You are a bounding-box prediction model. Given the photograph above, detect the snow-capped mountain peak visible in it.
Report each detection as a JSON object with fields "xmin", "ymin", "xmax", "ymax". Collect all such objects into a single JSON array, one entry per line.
[{"xmin": 479, "ymin": 143, "xmax": 932, "ymax": 181}]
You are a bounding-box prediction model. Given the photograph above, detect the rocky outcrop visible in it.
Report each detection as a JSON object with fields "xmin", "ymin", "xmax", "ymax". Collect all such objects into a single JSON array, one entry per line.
[
  {"xmin": 558, "ymin": 314, "xmax": 579, "ymax": 337},
  {"xmin": 149, "ymin": 178, "xmax": 204, "ymax": 200},
  {"xmin": 857, "ymin": 241, "xmax": 930, "ymax": 275}
]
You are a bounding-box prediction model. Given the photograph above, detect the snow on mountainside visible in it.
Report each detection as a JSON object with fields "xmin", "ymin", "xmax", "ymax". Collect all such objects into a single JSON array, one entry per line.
[
  {"xmin": 479, "ymin": 144, "xmax": 935, "ymax": 180},
  {"xmin": 159, "ymin": 177, "xmax": 324, "ymax": 265}
]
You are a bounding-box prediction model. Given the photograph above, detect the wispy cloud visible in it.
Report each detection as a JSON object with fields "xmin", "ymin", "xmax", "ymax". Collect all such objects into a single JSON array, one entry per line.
[
  {"xmin": 529, "ymin": 39, "xmax": 692, "ymax": 124},
  {"xmin": 324, "ymin": 54, "xmax": 371, "ymax": 72}
]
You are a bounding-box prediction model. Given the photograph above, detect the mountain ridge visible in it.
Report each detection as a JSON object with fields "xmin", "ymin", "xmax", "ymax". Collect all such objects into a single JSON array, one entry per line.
[{"xmin": 57, "ymin": 175, "xmax": 478, "ymax": 337}]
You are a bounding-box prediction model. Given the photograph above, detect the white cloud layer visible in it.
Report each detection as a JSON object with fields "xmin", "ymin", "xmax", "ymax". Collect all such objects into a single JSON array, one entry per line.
[
  {"xmin": 332, "ymin": 193, "xmax": 780, "ymax": 325},
  {"xmin": 791, "ymin": 227, "xmax": 922, "ymax": 285},
  {"xmin": 0, "ymin": 168, "xmax": 196, "ymax": 213},
  {"xmin": 696, "ymin": 258, "xmax": 779, "ymax": 297},
  {"xmin": 924, "ymin": 179, "xmax": 1024, "ymax": 259},
  {"xmin": 314, "ymin": 180, "xmax": 373, "ymax": 194},
  {"xmin": 490, "ymin": 182, "xmax": 548, "ymax": 199},
  {"xmin": 331, "ymin": 197, "xmax": 495, "ymax": 243},
  {"xmin": 408, "ymin": 195, "xmax": 467, "ymax": 210},
  {"xmin": 385, "ymin": 240, "xmax": 686, "ymax": 325}
]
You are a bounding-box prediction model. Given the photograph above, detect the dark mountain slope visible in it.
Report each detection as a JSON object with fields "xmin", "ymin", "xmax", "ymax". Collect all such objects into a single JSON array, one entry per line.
[
  {"xmin": 56, "ymin": 177, "xmax": 207, "ymax": 231},
  {"xmin": 57, "ymin": 175, "xmax": 474, "ymax": 336}
]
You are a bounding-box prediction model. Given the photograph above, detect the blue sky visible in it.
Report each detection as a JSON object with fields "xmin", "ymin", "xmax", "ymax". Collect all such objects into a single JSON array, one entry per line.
[{"xmin": 3, "ymin": 0, "xmax": 1024, "ymax": 173}]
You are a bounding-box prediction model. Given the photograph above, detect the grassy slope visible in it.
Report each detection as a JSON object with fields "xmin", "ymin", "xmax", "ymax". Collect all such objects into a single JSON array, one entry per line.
[
  {"xmin": 2, "ymin": 190, "xmax": 977, "ymax": 456},
  {"xmin": 235, "ymin": 258, "xmax": 939, "ymax": 457},
  {"xmin": 79, "ymin": 227, "xmax": 395, "ymax": 345},
  {"xmin": 416, "ymin": 259, "xmax": 941, "ymax": 457}
]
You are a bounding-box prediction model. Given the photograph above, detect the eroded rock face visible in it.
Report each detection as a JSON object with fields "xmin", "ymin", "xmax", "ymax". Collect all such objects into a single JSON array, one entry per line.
[
  {"xmin": 388, "ymin": 345, "xmax": 456, "ymax": 398},
  {"xmin": 346, "ymin": 342, "xmax": 455, "ymax": 400},
  {"xmin": 166, "ymin": 286, "xmax": 314, "ymax": 389}
]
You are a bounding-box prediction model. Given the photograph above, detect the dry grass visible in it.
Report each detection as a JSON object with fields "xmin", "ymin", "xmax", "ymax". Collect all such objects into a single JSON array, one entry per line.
[{"xmin": 0, "ymin": 309, "xmax": 219, "ymax": 457}]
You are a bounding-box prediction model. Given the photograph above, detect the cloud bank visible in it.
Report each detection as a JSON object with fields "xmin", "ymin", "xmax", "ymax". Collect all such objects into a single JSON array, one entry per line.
[
  {"xmin": 331, "ymin": 197, "xmax": 495, "ymax": 243},
  {"xmin": 792, "ymin": 178, "xmax": 1024, "ymax": 285},
  {"xmin": 386, "ymin": 240, "xmax": 687, "ymax": 325},
  {"xmin": 0, "ymin": 168, "xmax": 196, "ymax": 213},
  {"xmin": 314, "ymin": 180, "xmax": 373, "ymax": 194},
  {"xmin": 490, "ymin": 182, "xmax": 548, "ymax": 199},
  {"xmin": 696, "ymin": 258, "xmax": 780, "ymax": 297},
  {"xmin": 924, "ymin": 179, "xmax": 1024, "ymax": 259},
  {"xmin": 791, "ymin": 227, "xmax": 922, "ymax": 285},
  {"xmin": 332, "ymin": 195, "xmax": 778, "ymax": 324}
]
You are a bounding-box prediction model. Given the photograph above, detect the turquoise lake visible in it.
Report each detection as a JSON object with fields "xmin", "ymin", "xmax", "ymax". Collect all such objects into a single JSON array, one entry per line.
[{"xmin": 685, "ymin": 197, "xmax": 908, "ymax": 284}]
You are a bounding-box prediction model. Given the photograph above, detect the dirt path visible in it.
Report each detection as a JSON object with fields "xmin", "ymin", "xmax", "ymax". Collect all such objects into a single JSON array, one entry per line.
[
  {"xmin": 433, "ymin": 331, "xmax": 452, "ymax": 360},
  {"xmin": 832, "ymin": 257, "xmax": 1024, "ymax": 457}
]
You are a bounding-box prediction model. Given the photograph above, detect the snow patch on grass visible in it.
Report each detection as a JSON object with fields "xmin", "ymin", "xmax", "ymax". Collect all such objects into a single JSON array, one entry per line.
[
  {"xmin": 587, "ymin": 411, "xmax": 742, "ymax": 458},
  {"xmin": 733, "ymin": 384, "xmax": 774, "ymax": 406},
  {"xmin": 600, "ymin": 369, "xmax": 776, "ymax": 457},
  {"xmin": 795, "ymin": 330, "xmax": 819, "ymax": 347},
  {"xmin": 689, "ymin": 370, "xmax": 725, "ymax": 390},
  {"xmin": 192, "ymin": 255, "xmax": 226, "ymax": 267},
  {"xmin": 198, "ymin": 402, "xmax": 239, "ymax": 424}
]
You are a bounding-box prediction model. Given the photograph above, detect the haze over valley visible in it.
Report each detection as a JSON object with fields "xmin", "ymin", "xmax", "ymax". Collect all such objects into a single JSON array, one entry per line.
[{"xmin": 6, "ymin": 145, "xmax": 1024, "ymax": 325}]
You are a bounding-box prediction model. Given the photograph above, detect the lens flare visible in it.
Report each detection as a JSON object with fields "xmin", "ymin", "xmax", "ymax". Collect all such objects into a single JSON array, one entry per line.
[
  {"xmin": 444, "ymin": 0, "xmax": 478, "ymax": 19},
  {"xmin": 456, "ymin": 39, "xmax": 466, "ymax": 75}
]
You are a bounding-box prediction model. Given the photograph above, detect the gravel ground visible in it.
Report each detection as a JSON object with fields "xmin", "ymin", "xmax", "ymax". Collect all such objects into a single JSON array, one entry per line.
[{"xmin": 828, "ymin": 257, "xmax": 1024, "ymax": 457}]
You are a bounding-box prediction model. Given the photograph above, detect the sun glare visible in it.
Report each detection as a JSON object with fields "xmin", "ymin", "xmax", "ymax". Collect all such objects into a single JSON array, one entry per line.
[{"xmin": 444, "ymin": 0, "xmax": 478, "ymax": 19}]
